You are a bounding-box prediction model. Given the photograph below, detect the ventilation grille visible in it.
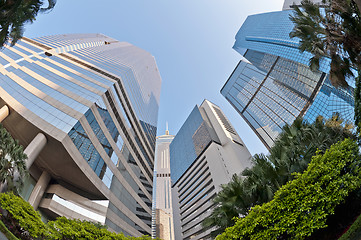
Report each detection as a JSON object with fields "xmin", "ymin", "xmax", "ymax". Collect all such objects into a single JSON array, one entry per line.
[{"xmin": 213, "ymin": 107, "xmax": 237, "ymax": 135}]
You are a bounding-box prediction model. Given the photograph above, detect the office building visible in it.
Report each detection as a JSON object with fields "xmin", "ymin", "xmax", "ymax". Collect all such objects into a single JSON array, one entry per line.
[
  {"xmin": 282, "ymin": 0, "xmax": 322, "ymax": 10},
  {"xmin": 0, "ymin": 34, "xmax": 161, "ymax": 236},
  {"xmin": 170, "ymin": 100, "xmax": 252, "ymax": 240},
  {"xmin": 151, "ymin": 130, "xmax": 175, "ymax": 240},
  {"xmin": 221, "ymin": 6, "xmax": 355, "ymax": 149}
]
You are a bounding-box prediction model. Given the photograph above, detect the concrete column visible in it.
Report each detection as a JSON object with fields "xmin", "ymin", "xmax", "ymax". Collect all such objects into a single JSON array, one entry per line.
[
  {"xmin": 1, "ymin": 133, "xmax": 47, "ymax": 193},
  {"xmin": 28, "ymin": 171, "xmax": 51, "ymax": 210},
  {"xmin": 0, "ymin": 105, "xmax": 9, "ymax": 122},
  {"xmin": 24, "ymin": 133, "xmax": 47, "ymax": 169}
]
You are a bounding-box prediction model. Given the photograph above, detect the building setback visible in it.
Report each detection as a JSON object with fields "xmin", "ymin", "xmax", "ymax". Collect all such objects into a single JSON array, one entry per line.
[
  {"xmin": 0, "ymin": 34, "xmax": 161, "ymax": 236},
  {"xmin": 170, "ymin": 100, "xmax": 252, "ymax": 240},
  {"xmin": 152, "ymin": 130, "xmax": 175, "ymax": 240},
  {"xmin": 221, "ymin": 6, "xmax": 355, "ymax": 149}
]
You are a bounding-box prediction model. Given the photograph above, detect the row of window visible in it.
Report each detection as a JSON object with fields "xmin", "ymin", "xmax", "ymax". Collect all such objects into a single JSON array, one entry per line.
[{"xmin": 156, "ymin": 173, "xmax": 170, "ymax": 177}]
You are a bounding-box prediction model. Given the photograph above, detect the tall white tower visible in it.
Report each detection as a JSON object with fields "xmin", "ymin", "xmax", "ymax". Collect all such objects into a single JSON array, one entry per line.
[{"xmin": 152, "ymin": 129, "xmax": 175, "ymax": 240}]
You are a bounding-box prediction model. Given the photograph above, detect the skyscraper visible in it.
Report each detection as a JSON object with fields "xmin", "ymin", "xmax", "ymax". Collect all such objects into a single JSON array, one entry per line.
[
  {"xmin": 152, "ymin": 129, "xmax": 175, "ymax": 240},
  {"xmin": 221, "ymin": 7, "xmax": 355, "ymax": 149},
  {"xmin": 0, "ymin": 34, "xmax": 161, "ymax": 236},
  {"xmin": 170, "ymin": 100, "xmax": 252, "ymax": 240}
]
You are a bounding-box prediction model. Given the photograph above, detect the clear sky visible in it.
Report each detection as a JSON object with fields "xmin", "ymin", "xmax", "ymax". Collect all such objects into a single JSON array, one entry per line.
[{"xmin": 25, "ymin": 0, "xmax": 284, "ymax": 155}]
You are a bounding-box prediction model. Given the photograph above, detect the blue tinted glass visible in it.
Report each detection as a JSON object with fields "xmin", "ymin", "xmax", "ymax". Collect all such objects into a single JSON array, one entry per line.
[
  {"xmin": 0, "ymin": 74, "xmax": 76, "ymax": 132},
  {"xmin": 68, "ymin": 121, "xmax": 106, "ymax": 177},
  {"xmin": 170, "ymin": 106, "xmax": 213, "ymax": 183},
  {"xmin": 10, "ymin": 66, "xmax": 88, "ymax": 114},
  {"xmin": 17, "ymin": 40, "xmax": 43, "ymax": 53},
  {"xmin": 85, "ymin": 109, "xmax": 113, "ymax": 157},
  {"xmin": 222, "ymin": 9, "xmax": 355, "ymax": 149}
]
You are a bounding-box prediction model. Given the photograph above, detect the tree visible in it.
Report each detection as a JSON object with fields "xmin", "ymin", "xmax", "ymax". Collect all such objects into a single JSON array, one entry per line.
[
  {"xmin": 354, "ymin": 0, "xmax": 361, "ymax": 14},
  {"xmin": 202, "ymin": 175, "xmax": 252, "ymax": 238},
  {"xmin": 289, "ymin": 0, "xmax": 361, "ymax": 88},
  {"xmin": 0, "ymin": 0, "xmax": 56, "ymax": 47},
  {"xmin": 204, "ymin": 116, "xmax": 355, "ymax": 235},
  {"xmin": 247, "ymin": 115, "xmax": 355, "ymax": 203},
  {"xmin": 0, "ymin": 124, "xmax": 27, "ymax": 194},
  {"xmin": 0, "ymin": 192, "xmax": 46, "ymax": 239},
  {"xmin": 290, "ymin": 0, "xmax": 361, "ymax": 155},
  {"xmin": 217, "ymin": 138, "xmax": 361, "ymax": 240},
  {"xmin": 0, "ymin": 192, "xmax": 159, "ymax": 240}
]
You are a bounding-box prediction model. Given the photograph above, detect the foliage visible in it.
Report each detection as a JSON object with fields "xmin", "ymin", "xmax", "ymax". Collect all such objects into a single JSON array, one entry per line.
[
  {"xmin": 339, "ymin": 212, "xmax": 361, "ymax": 240},
  {"xmin": 47, "ymin": 217, "xmax": 122, "ymax": 240},
  {"xmin": 0, "ymin": 218, "xmax": 19, "ymax": 240},
  {"xmin": 47, "ymin": 217, "xmax": 157, "ymax": 240},
  {"xmin": 46, "ymin": 217, "xmax": 157, "ymax": 239},
  {"xmin": 354, "ymin": 0, "xmax": 361, "ymax": 14},
  {"xmin": 0, "ymin": 192, "xmax": 156, "ymax": 240},
  {"xmin": 289, "ymin": 0, "xmax": 361, "ymax": 146},
  {"xmin": 289, "ymin": 0, "xmax": 361, "ymax": 88},
  {"xmin": 202, "ymin": 174, "xmax": 251, "ymax": 237},
  {"xmin": 203, "ymin": 116, "xmax": 355, "ymax": 235},
  {"xmin": 0, "ymin": 123, "xmax": 27, "ymax": 194},
  {"xmin": 355, "ymin": 72, "xmax": 361, "ymax": 138},
  {"xmin": 0, "ymin": 0, "xmax": 56, "ymax": 47},
  {"xmin": 216, "ymin": 138, "xmax": 361, "ymax": 240},
  {"xmin": 0, "ymin": 192, "xmax": 46, "ymax": 239}
]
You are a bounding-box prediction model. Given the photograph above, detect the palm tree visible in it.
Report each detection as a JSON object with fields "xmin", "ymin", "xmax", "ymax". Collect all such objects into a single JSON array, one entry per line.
[
  {"xmin": 202, "ymin": 175, "xmax": 252, "ymax": 238},
  {"xmin": 242, "ymin": 154, "xmax": 283, "ymax": 204},
  {"xmin": 289, "ymin": 0, "xmax": 361, "ymax": 88},
  {"xmin": 204, "ymin": 116, "xmax": 355, "ymax": 236},
  {"xmin": 355, "ymin": 76, "xmax": 361, "ymax": 138},
  {"xmin": 0, "ymin": 0, "xmax": 56, "ymax": 47},
  {"xmin": 0, "ymin": 123, "xmax": 27, "ymax": 193}
]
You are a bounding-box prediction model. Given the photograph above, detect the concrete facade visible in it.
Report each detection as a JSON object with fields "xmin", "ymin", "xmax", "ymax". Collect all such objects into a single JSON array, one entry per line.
[
  {"xmin": 282, "ymin": 0, "xmax": 322, "ymax": 10},
  {"xmin": 155, "ymin": 209, "xmax": 173, "ymax": 240},
  {"xmin": 170, "ymin": 100, "xmax": 252, "ymax": 240},
  {"xmin": 0, "ymin": 34, "xmax": 161, "ymax": 236},
  {"xmin": 152, "ymin": 132, "xmax": 175, "ymax": 240}
]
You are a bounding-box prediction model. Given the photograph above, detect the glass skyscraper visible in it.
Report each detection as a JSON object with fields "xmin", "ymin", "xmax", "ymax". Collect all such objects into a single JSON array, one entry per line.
[
  {"xmin": 0, "ymin": 34, "xmax": 161, "ymax": 236},
  {"xmin": 221, "ymin": 9, "xmax": 355, "ymax": 149}
]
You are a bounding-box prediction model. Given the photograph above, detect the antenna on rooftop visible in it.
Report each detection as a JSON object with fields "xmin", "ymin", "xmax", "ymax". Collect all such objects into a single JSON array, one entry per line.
[{"xmin": 165, "ymin": 122, "xmax": 169, "ymax": 135}]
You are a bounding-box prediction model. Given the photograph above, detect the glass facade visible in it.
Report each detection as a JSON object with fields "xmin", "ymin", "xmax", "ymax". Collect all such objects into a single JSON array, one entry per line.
[
  {"xmin": 0, "ymin": 34, "xmax": 161, "ymax": 236},
  {"xmin": 169, "ymin": 106, "xmax": 219, "ymax": 183},
  {"xmin": 222, "ymin": 10, "xmax": 355, "ymax": 149}
]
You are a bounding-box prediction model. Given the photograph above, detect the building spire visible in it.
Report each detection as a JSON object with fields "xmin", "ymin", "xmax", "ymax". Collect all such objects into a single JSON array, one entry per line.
[{"xmin": 165, "ymin": 122, "xmax": 169, "ymax": 135}]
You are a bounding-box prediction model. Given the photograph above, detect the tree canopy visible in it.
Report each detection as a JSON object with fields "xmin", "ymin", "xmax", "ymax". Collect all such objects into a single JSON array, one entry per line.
[
  {"xmin": 289, "ymin": 0, "xmax": 361, "ymax": 88},
  {"xmin": 216, "ymin": 138, "xmax": 361, "ymax": 240},
  {"xmin": 0, "ymin": 192, "xmax": 157, "ymax": 240},
  {"xmin": 203, "ymin": 116, "xmax": 355, "ymax": 236},
  {"xmin": 0, "ymin": 0, "xmax": 56, "ymax": 47},
  {"xmin": 0, "ymin": 123, "xmax": 27, "ymax": 193}
]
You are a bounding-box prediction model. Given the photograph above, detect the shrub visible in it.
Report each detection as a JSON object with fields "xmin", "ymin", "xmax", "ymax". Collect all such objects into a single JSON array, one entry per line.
[
  {"xmin": 339, "ymin": 213, "xmax": 361, "ymax": 240},
  {"xmin": 0, "ymin": 192, "xmax": 47, "ymax": 239},
  {"xmin": 0, "ymin": 192, "xmax": 156, "ymax": 240},
  {"xmin": 216, "ymin": 139, "xmax": 361, "ymax": 240},
  {"xmin": 47, "ymin": 217, "xmax": 127, "ymax": 240},
  {"xmin": 0, "ymin": 218, "xmax": 19, "ymax": 240},
  {"xmin": 0, "ymin": 123, "xmax": 27, "ymax": 194}
]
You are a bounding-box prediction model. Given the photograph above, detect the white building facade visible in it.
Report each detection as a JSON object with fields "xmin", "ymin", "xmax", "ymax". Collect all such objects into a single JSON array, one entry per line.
[
  {"xmin": 170, "ymin": 100, "xmax": 252, "ymax": 240},
  {"xmin": 152, "ymin": 131, "xmax": 175, "ymax": 240}
]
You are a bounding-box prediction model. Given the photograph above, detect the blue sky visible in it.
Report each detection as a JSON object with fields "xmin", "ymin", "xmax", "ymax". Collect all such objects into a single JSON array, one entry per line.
[{"xmin": 25, "ymin": 0, "xmax": 284, "ymax": 155}]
